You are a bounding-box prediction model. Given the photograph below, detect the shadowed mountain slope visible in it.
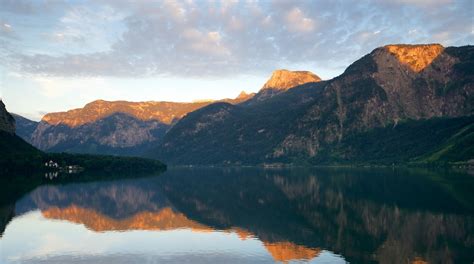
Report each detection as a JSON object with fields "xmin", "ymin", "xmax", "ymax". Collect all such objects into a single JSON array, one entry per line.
[
  {"xmin": 149, "ymin": 44, "xmax": 473, "ymax": 165},
  {"xmin": 25, "ymin": 93, "xmax": 254, "ymax": 156}
]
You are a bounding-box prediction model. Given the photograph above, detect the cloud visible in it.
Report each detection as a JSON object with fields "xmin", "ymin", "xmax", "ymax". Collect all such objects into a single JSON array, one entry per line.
[
  {"xmin": 387, "ymin": 0, "xmax": 453, "ymax": 6},
  {"xmin": 1, "ymin": 0, "xmax": 473, "ymax": 79},
  {"xmin": 0, "ymin": 20, "xmax": 19, "ymax": 40},
  {"xmin": 285, "ymin": 8, "xmax": 316, "ymax": 32},
  {"xmin": 186, "ymin": 30, "xmax": 230, "ymax": 56},
  {"xmin": 0, "ymin": 0, "xmax": 67, "ymax": 14}
]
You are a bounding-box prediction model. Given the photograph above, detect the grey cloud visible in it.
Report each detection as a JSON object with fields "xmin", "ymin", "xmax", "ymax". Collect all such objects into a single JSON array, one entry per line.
[
  {"xmin": 3, "ymin": 0, "xmax": 473, "ymax": 79},
  {"xmin": 0, "ymin": 0, "xmax": 68, "ymax": 14}
]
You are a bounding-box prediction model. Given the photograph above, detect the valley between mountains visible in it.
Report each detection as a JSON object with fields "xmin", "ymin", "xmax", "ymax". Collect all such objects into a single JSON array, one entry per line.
[{"xmin": 11, "ymin": 44, "xmax": 474, "ymax": 166}]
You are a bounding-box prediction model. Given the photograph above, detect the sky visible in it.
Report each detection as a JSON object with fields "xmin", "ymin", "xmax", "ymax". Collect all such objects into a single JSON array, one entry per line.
[{"xmin": 0, "ymin": 0, "xmax": 472, "ymax": 120}]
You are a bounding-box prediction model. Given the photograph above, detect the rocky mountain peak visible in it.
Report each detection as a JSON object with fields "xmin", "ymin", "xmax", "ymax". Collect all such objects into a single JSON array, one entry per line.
[
  {"xmin": 0, "ymin": 100, "xmax": 15, "ymax": 134},
  {"xmin": 236, "ymin": 91, "xmax": 250, "ymax": 99},
  {"xmin": 383, "ymin": 44, "xmax": 444, "ymax": 72},
  {"xmin": 235, "ymin": 91, "xmax": 256, "ymax": 101},
  {"xmin": 262, "ymin": 69, "xmax": 321, "ymax": 91}
]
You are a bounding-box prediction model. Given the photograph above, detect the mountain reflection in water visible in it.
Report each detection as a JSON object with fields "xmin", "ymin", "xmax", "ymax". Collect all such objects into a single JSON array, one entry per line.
[{"xmin": 1, "ymin": 167, "xmax": 473, "ymax": 263}]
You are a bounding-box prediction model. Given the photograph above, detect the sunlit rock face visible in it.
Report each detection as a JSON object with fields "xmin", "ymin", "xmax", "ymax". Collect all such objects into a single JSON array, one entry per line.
[
  {"xmin": 30, "ymin": 100, "xmax": 213, "ymax": 154},
  {"xmin": 41, "ymin": 94, "xmax": 256, "ymax": 129},
  {"xmin": 30, "ymin": 112, "xmax": 169, "ymax": 155},
  {"xmin": 235, "ymin": 91, "xmax": 256, "ymax": 102},
  {"xmin": 251, "ymin": 69, "xmax": 321, "ymax": 102},
  {"xmin": 27, "ymin": 92, "xmax": 255, "ymax": 156},
  {"xmin": 42, "ymin": 100, "xmax": 212, "ymax": 127},
  {"xmin": 0, "ymin": 100, "xmax": 15, "ymax": 134},
  {"xmin": 262, "ymin": 69, "xmax": 321, "ymax": 91},
  {"xmin": 385, "ymin": 44, "xmax": 444, "ymax": 72}
]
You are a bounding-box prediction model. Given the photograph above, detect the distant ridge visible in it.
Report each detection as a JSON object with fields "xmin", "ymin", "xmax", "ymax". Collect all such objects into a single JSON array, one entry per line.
[{"xmin": 22, "ymin": 92, "xmax": 255, "ymax": 156}]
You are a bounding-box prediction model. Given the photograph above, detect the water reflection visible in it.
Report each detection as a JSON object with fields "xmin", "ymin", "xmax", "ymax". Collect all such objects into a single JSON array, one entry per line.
[{"xmin": 1, "ymin": 167, "xmax": 473, "ymax": 263}]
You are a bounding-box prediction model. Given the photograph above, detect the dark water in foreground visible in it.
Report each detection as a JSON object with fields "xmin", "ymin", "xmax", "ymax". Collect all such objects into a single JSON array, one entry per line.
[{"xmin": 0, "ymin": 167, "xmax": 473, "ymax": 263}]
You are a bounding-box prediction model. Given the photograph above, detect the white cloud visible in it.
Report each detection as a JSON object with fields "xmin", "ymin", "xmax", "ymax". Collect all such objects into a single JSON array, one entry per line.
[
  {"xmin": 228, "ymin": 16, "xmax": 244, "ymax": 31},
  {"xmin": 182, "ymin": 29, "xmax": 230, "ymax": 56},
  {"xmin": 261, "ymin": 15, "xmax": 272, "ymax": 27},
  {"xmin": 50, "ymin": 5, "xmax": 127, "ymax": 50},
  {"xmin": 0, "ymin": 20, "xmax": 18, "ymax": 40},
  {"xmin": 1, "ymin": 22, "xmax": 13, "ymax": 33},
  {"xmin": 163, "ymin": 0, "xmax": 187, "ymax": 22},
  {"xmin": 285, "ymin": 7, "xmax": 316, "ymax": 33},
  {"xmin": 1, "ymin": 0, "xmax": 472, "ymax": 79}
]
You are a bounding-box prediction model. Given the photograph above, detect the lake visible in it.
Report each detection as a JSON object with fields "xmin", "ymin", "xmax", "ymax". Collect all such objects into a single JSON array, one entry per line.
[{"xmin": 1, "ymin": 167, "xmax": 473, "ymax": 263}]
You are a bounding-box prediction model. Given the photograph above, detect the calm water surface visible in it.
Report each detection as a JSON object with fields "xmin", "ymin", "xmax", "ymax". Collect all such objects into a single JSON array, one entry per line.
[{"xmin": 1, "ymin": 167, "xmax": 473, "ymax": 263}]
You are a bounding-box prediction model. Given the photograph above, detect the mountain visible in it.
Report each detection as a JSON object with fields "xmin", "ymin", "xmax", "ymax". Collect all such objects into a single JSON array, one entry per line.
[
  {"xmin": 11, "ymin": 114, "xmax": 38, "ymax": 142},
  {"xmin": 250, "ymin": 69, "xmax": 321, "ymax": 102},
  {"xmin": 0, "ymin": 100, "xmax": 15, "ymax": 134},
  {"xmin": 32, "ymin": 112, "xmax": 169, "ymax": 156},
  {"xmin": 233, "ymin": 90, "xmax": 256, "ymax": 102},
  {"xmin": 0, "ymin": 101, "xmax": 40, "ymax": 156},
  {"xmin": 0, "ymin": 100, "xmax": 44, "ymax": 172},
  {"xmin": 149, "ymin": 44, "xmax": 473, "ymax": 165},
  {"xmin": 27, "ymin": 93, "xmax": 254, "ymax": 156},
  {"xmin": 0, "ymin": 100, "xmax": 166, "ymax": 175}
]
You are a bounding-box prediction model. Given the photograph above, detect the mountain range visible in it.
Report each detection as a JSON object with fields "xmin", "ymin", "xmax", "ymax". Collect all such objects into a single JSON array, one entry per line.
[
  {"xmin": 150, "ymin": 44, "xmax": 473, "ymax": 165},
  {"xmin": 13, "ymin": 43, "xmax": 474, "ymax": 165},
  {"xmin": 0, "ymin": 99, "xmax": 166, "ymax": 174},
  {"xmin": 16, "ymin": 93, "xmax": 254, "ymax": 156}
]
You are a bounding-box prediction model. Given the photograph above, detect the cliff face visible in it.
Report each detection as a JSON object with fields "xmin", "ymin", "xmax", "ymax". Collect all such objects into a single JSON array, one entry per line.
[
  {"xmin": 251, "ymin": 69, "xmax": 321, "ymax": 102},
  {"xmin": 12, "ymin": 114, "xmax": 37, "ymax": 142},
  {"xmin": 384, "ymin": 44, "xmax": 444, "ymax": 72},
  {"xmin": 0, "ymin": 101, "xmax": 15, "ymax": 134},
  {"xmin": 31, "ymin": 113, "xmax": 169, "ymax": 156},
  {"xmin": 41, "ymin": 100, "xmax": 212, "ymax": 128},
  {"xmin": 274, "ymin": 44, "xmax": 473, "ymax": 160},
  {"xmin": 262, "ymin": 70, "xmax": 321, "ymax": 91},
  {"xmin": 28, "ymin": 93, "xmax": 254, "ymax": 155},
  {"xmin": 152, "ymin": 44, "xmax": 473, "ymax": 165},
  {"xmin": 30, "ymin": 100, "xmax": 201, "ymax": 155}
]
